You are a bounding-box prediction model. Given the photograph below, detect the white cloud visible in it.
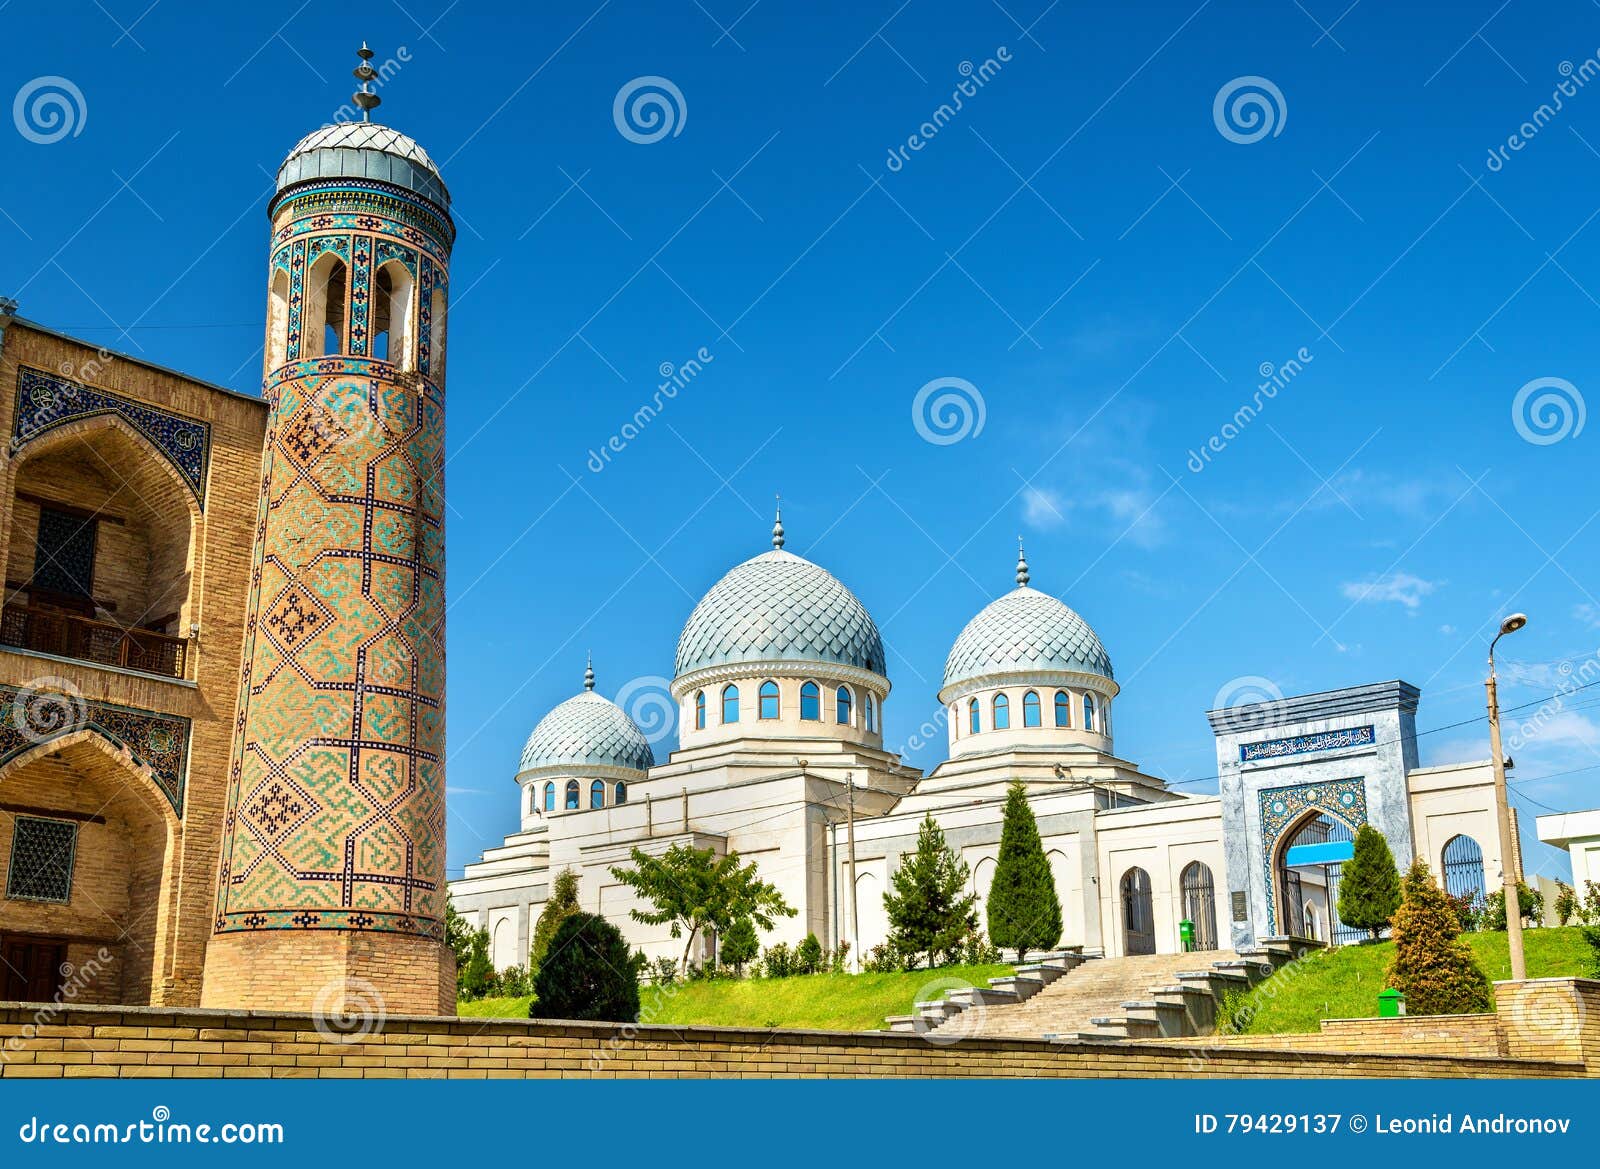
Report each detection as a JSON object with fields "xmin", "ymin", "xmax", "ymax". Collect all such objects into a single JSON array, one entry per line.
[
  {"xmin": 1022, "ymin": 486, "xmax": 1066, "ymax": 528},
  {"xmin": 1573, "ymin": 602, "xmax": 1600, "ymax": 630},
  {"xmin": 1510, "ymin": 709, "xmax": 1600, "ymax": 752},
  {"xmin": 1339, "ymin": 571, "xmax": 1440, "ymax": 611}
]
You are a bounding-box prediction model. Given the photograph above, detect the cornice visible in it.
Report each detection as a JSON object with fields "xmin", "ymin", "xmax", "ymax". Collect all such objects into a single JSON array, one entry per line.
[{"xmin": 671, "ymin": 659, "xmax": 890, "ymax": 701}]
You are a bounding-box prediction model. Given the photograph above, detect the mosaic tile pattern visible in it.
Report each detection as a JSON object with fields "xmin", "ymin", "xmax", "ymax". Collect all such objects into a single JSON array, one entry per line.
[
  {"xmin": 1257, "ymin": 776, "xmax": 1368, "ymax": 932},
  {"xmin": 675, "ymin": 549, "xmax": 885, "ymax": 678},
  {"xmin": 0, "ymin": 681, "xmax": 190, "ymax": 816},
  {"xmin": 12, "ymin": 366, "xmax": 211, "ymax": 508},
  {"xmin": 214, "ymin": 196, "xmax": 449, "ymax": 941},
  {"xmin": 943, "ymin": 585, "xmax": 1113, "ymax": 687},
  {"xmin": 1240, "ymin": 724, "xmax": 1375, "ymax": 763}
]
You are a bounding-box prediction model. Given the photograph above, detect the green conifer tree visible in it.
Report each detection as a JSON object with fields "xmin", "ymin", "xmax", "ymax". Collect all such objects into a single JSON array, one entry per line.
[
  {"xmin": 1337, "ymin": 824, "xmax": 1402, "ymax": 941},
  {"xmin": 986, "ymin": 782, "xmax": 1062, "ymax": 963},
  {"xmin": 1385, "ymin": 858, "xmax": 1493, "ymax": 1015},
  {"xmin": 529, "ymin": 868, "xmax": 581, "ymax": 973},
  {"xmin": 882, "ymin": 815, "xmax": 978, "ymax": 969}
]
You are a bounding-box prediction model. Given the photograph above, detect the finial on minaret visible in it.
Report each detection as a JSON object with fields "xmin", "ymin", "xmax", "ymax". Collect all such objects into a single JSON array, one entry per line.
[
  {"xmin": 1016, "ymin": 536, "xmax": 1030, "ymax": 587},
  {"xmin": 772, "ymin": 495, "xmax": 785, "ymax": 550},
  {"xmin": 352, "ymin": 42, "xmax": 381, "ymax": 122},
  {"xmin": 584, "ymin": 652, "xmax": 595, "ymax": 692}
]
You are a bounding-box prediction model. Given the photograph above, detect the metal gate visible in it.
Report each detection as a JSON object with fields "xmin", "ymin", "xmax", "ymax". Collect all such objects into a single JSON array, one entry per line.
[
  {"xmin": 1180, "ymin": 861, "xmax": 1218, "ymax": 950},
  {"xmin": 1442, "ymin": 834, "xmax": 1486, "ymax": 907},
  {"xmin": 1121, "ymin": 867, "xmax": 1155, "ymax": 955},
  {"xmin": 1322, "ymin": 861, "xmax": 1369, "ymax": 946}
]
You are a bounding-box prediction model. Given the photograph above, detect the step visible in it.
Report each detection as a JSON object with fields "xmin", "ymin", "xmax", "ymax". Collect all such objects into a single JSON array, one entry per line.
[
  {"xmin": 987, "ymin": 974, "xmax": 1045, "ymax": 1000},
  {"xmin": 884, "ymin": 1015, "xmax": 920, "ymax": 1033}
]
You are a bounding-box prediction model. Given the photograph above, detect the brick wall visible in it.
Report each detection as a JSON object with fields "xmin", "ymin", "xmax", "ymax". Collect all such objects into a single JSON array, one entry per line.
[
  {"xmin": 0, "ymin": 322, "xmax": 268, "ymax": 1007},
  {"xmin": 0, "ymin": 1002, "xmax": 1585, "ymax": 1079},
  {"xmin": 1170, "ymin": 978, "xmax": 1599, "ymax": 1072}
]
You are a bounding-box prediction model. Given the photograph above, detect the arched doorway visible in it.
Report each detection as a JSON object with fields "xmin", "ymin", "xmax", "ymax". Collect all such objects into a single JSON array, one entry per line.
[
  {"xmin": 1120, "ymin": 867, "xmax": 1155, "ymax": 955},
  {"xmin": 0, "ymin": 732, "xmax": 180, "ymax": 1004},
  {"xmin": 1442, "ymin": 834, "xmax": 1486, "ymax": 907},
  {"xmin": 1179, "ymin": 861, "xmax": 1217, "ymax": 950},
  {"xmin": 1274, "ymin": 811, "xmax": 1361, "ymax": 943}
]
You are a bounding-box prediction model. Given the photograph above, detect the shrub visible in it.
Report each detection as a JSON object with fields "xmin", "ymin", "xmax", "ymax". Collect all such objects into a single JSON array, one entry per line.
[
  {"xmin": 960, "ymin": 928, "xmax": 1001, "ymax": 966},
  {"xmin": 1582, "ymin": 926, "xmax": 1600, "ymax": 978},
  {"xmin": 1385, "ymin": 859, "xmax": 1493, "ymax": 1017},
  {"xmin": 863, "ymin": 942, "xmax": 903, "ymax": 973},
  {"xmin": 530, "ymin": 912, "xmax": 640, "ymax": 1023},
  {"xmin": 494, "ymin": 964, "xmax": 535, "ymax": 998},
  {"xmin": 1553, "ymin": 881, "xmax": 1577, "ymax": 927},
  {"xmin": 1483, "ymin": 881, "xmax": 1544, "ymax": 930},
  {"xmin": 530, "ymin": 868, "xmax": 580, "ymax": 973},
  {"xmin": 1444, "ymin": 890, "xmax": 1481, "ymax": 933},
  {"xmin": 795, "ymin": 932, "xmax": 824, "ymax": 975},
  {"xmin": 1579, "ymin": 880, "xmax": 1600, "ymax": 926},
  {"xmin": 1338, "ymin": 825, "xmax": 1402, "ymax": 941},
  {"xmin": 827, "ymin": 941, "xmax": 851, "ymax": 973},
  {"xmin": 986, "ymin": 783, "xmax": 1063, "ymax": 963},
  {"xmin": 761, "ymin": 942, "xmax": 793, "ymax": 979},
  {"xmin": 721, "ymin": 917, "xmax": 760, "ymax": 976}
]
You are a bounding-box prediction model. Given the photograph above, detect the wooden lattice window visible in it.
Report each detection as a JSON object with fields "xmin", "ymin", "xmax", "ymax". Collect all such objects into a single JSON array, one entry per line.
[
  {"xmin": 6, "ymin": 816, "xmax": 78, "ymax": 903},
  {"xmin": 32, "ymin": 507, "xmax": 97, "ymax": 600}
]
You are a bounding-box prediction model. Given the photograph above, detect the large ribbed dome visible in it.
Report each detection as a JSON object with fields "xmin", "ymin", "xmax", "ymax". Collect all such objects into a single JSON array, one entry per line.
[
  {"xmin": 517, "ymin": 689, "xmax": 654, "ymax": 776},
  {"xmin": 943, "ymin": 586, "xmax": 1113, "ymax": 690},
  {"xmin": 276, "ymin": 122, "xmax": 450, "ymax": 209},
  {"xmin": 675, "ymin": 548, "xmax": 885, "ymax": 680}
]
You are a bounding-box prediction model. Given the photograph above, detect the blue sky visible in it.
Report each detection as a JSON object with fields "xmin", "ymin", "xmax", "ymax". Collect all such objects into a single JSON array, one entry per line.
[{"xmin": 5, "ymin": 1, "xmax": 1600, "ymax": 881}]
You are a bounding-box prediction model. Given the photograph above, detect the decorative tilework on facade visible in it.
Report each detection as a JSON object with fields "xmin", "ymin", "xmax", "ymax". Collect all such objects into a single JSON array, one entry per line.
[
  {"xmin": 12, "ymin": 366, "xmax": 212, "ymax": 508},
  {"xmin": 213, "ymin": 169, "xmax": 449, "ymax": 944},
  {"xmin": 1240, "ymin": 724, "xmax": 1375, "ymax": 763},
  {"xmin": 1257, "ymin": 776, "xmax": 1368, "ymax": 930},
  {"xmin": 0, "ymin": 681, "xmax": 191, "ymax": 816}
]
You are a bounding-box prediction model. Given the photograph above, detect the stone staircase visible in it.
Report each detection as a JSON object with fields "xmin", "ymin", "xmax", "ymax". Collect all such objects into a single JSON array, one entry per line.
[{"xmin": 886, "ymin": 940, "xmax": 1318, "ymax": 1043}]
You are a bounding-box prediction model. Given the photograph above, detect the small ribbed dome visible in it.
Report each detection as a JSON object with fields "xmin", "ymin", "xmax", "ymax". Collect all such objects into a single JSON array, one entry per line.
[
  {"xmin": 675, "ymin": 549, "xmax": 885, "ymax": 680},
  {"xmin": 943, "ymin": 587, "xmax": 1113, "ymax": 690},
  {"xmin": 276, "ymin": 122, "xmax": 449, "ymax": 209},
  {"xmin": 517, "ymin": 690, "xmax": 654, "ymax": 775}
]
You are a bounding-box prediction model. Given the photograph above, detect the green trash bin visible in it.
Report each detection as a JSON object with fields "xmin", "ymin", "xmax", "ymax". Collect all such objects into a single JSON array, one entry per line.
[
  {"xmin": 1179, "ymin": 919, "xmax": 1195, "ymax": 952},
  {"xmin": 1378, "ymin": 988, "xmax": 1406, "ymax": 1018}
]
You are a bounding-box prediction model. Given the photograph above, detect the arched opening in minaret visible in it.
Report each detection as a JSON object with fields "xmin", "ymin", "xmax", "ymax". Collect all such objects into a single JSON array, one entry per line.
[
  {"xmin": 428, "ymin": 285, "xmax": 447, "ymax": 377},
  {"xmin": 267, "ymin": 268, "xmax": 291, "ymax": 369},
  {"xmin": 303, "ymin": 252, "xmax": 348, "ymax": 358},
  {"xmin": 371, "ymin": 261, "xmax": 415, "ymax": 368}
]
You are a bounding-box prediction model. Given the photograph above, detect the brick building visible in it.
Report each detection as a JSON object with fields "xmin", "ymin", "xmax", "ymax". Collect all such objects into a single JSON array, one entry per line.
[{"xmin": 0, "ymin": 56, "xmax": 455, "ymax": 1014}]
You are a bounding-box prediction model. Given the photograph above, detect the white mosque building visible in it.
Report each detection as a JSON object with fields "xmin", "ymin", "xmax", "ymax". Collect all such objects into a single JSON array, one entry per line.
[{"xmin": 451, "ymin": 511, "xmax": 1517, "ymax": 968}]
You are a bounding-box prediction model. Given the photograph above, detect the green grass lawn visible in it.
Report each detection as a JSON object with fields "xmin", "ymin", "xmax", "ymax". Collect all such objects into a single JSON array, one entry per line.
[
  {"xmin": 1233, "ymin": 927, "xmax": 1595, "ymax": 1034},
  {"xmin": 455, "ymin": 963, "xmax": 1013, "ymax": 1031}
]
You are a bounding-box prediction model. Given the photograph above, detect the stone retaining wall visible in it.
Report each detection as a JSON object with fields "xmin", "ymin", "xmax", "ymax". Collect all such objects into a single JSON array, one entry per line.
[{"xmin": 0, "ymin": 1000, "xmax": 1585, "ymax": 1079}]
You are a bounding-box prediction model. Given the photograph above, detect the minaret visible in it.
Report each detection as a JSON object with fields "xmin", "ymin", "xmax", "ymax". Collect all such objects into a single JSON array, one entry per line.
[{"xmin": 204, "ymin": 46, "xmax": 456, "ymax": 1014}]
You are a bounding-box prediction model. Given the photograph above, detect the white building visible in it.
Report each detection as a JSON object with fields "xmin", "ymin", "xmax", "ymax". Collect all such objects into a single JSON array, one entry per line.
[{"xmin": 451, "ymin": 513, "xmax": 1522, "ymax": 968}]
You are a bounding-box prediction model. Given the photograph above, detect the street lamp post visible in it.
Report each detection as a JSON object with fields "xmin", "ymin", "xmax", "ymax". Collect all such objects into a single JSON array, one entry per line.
[{"xmin": 1486, "ymin": 612, "xmax": 1528, "ymax": 982}]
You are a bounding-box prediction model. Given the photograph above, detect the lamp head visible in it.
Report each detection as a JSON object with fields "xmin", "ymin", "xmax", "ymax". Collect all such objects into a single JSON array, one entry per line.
[{"xmin": 1499, "ymin": 613, "xmax": 1528, "ymax": 636}]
